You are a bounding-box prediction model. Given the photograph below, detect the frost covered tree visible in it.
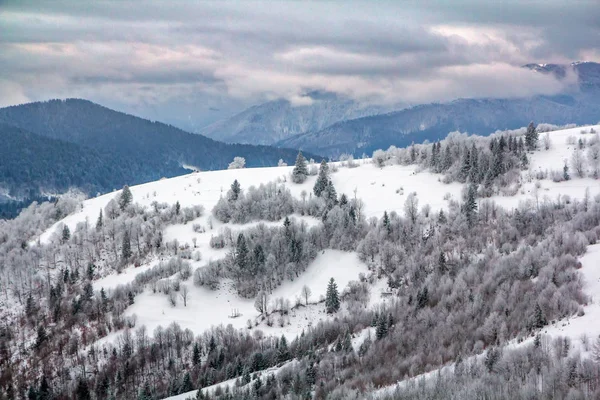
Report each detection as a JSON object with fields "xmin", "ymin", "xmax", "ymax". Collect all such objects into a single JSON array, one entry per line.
[
  {"xmin": 571, "ymin": 148, "xmax": 586, "ymax": 178},
  {"xmin": 525, "ymin": 121, "xmax": 538, "ymax": 151},
  {"xmin": 118, "ymin": 185, "xmax": 133, "ymax": 210},
  {"xmin": 228, "ymin": 156, "xmax": 246, "ymax": 169},
  {"xmin": 254, "ymin": 290, "xmax": 269, "ymax": 315},
  {"xmin": 588, "ymin": 144, "xmax": 600, "ymax": 178},
  {"xmin": 61, "ymin": 224, "xmax": 71, "ymax": 243},
  {"xmin": 301, "ymin": 285, "xmax": 312, "ymax": 305},
  {"xmin": 325, "ymin": 278, "xmax": 340, "ymax": 313},
  {"xmin": 313, "ymin": 160, "xmax": 330, "ymax": 197},
  {"xmin": 464, "ymin": 184, "xmax": 478, "ymax": 227},
  {"xmin": 292, "ymin": 151, "xmax": 308, "ymax": 184},
  {"xmin": 95, "ymin": 209, "xmax": 103, "ymax": 231},
  {"xmin": 122, "ymin": 229, "xmax": 132, "ymax": 261},
  {"xmin": 229, "ymin": 179, "xmax": 241, "ymax": 202}
]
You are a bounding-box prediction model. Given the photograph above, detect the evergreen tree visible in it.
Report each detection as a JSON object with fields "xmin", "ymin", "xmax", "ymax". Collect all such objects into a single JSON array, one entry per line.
[
  {"xmin": 76, "ymin": 378, "xmax": 91, "ymax": 400},
  {"xmin": 138, "ymin": 382, "xmax": 152, "ymax": 400},
  {"xmin": 416, "ymin": 287, "xmax": 429, "ymax": 309},
  {"xmin": 27, "ymin": 386, "xmax": 37, "ymax": 400},
  {"xmin": 38, "ymin": 375, "xmax": 51, "ymax": 400},
  {"xmin": 62, "ymin": 224, "xmax": 71, "ymax": 243},
  {"xmin": 325, "ymin": 278, "xmax": 340, "ymax": 313},
  {"xmin": 119, "ymin": 185, "xmax": 133, "ymax": 210},
  {"xmin": 313, "ymin": 160, "xmax": 330, "ymax": 197},
  {"xmin": 342, "ymin": 330, "xmax": 352, "ymax": 352},
  {"xmin": 25, "ymin": 293, "xmax": 35, "ymax": 318},
  {"xmin": 465, "ymin": 184, "xmax": 478, "ymax": 227},
  {"xmin": 376, "ymin": 313, "xmax": 388, "ymax": 340},
  {"xmin": 193, "ymin": 342, "xmax": 201, "ymax": 366},
  {"xmin": 533, "ymin": 303, "xmax": 547, "ymax": 329},
  {"xmin": 83, "ymin": 282, "xmax": 94, "ymax": 302},
  {"xmin": 122, "ymin": 229, "xmax": 132, "ymax": 261},
  {"xmin": 382, "ymin": 211, "xmax": 391, "ymax": 236},
  {"xmin": 181, "ymin": 372, "xmax": 194, "ymax": 393},
  {"xmin": 101, "ymin": 288, "xmax": 109, "ymax": 312},
  {"xmin": 35, "ymin": 325, "xmax": 48, "ymax": 349},
  {"xmin": 175, "ymin": 201, "xmax": 181, "ymax": 216},
  {"xmin": 229, "ymin": 179, "xmax": 241, "ymax": 202},
  {"xmin": 292, "ymin": 151, "xmax": 309, "ymax": 183},
  {"xmin": 128, "ymin": 291, "xmax": 135, "ymax": 305},
  {"xmin": 442, "ymin": 145, "xmax": 453, "ymax": 171},
  {"xmin": 235, "ymin": 234, "xmax": 249, "ymax": 272},
  {"xmin": 563, "ymin": 161, "xmax": 570, "ymax": 181},
  {"xmin": 277, "ymin": 335, "xmax": 290, "ymax": 362},
  {"xmin": 96, "ymin": 209, "xmax": 103, "ymax": 231},
  {"xmin": 438, "ymin": 251, "xmax": 447, "ymax": 274},
  {"xmin": 525, "ymin": 122, "xmax": 538, "ymax": 151}
]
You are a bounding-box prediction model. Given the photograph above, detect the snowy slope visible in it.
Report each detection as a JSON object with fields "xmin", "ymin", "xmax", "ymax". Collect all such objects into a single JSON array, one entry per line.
[{"xmin": 36, "ymin": 124, "xmax": 600, "ymax": 362}]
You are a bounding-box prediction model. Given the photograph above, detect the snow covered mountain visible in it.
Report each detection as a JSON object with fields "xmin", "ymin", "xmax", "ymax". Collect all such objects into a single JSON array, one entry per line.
[
  {"xmin": 278, "ymin": 62, "xmax": 600, "ymax": 157},
  {"xmin": 199, "ymin": 91, "xmax": 402, "ymax": 145}
]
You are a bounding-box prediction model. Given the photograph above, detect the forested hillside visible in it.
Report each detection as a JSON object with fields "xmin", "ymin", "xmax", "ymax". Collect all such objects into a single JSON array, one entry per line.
[{"xmin": 0, "ymin": 100, "xmax": 319, "ymax": 212}]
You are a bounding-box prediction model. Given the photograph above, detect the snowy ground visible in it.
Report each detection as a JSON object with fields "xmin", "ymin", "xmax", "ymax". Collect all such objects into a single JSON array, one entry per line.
[{"xmin": 121, "ymin": 250, "xmax": 368, "ymax": 340}]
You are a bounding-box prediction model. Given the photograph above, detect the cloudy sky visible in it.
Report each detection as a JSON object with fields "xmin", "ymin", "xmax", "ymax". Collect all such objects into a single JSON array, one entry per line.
[{"xmin": 1, "ymin": 0, "xmax": 599, "ymax": 131}]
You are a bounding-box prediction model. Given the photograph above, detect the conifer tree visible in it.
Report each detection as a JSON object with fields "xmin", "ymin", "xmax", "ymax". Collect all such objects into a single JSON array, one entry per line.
[
  {"xmin": 96, "ymin": 209, "xmax": 103, "ymax": 231},
  {"xmin": 438, "ymin": 252, "xmax": 447, "ymax": 274},
  {"xmin": 229, "ymin": 179, "xmax": 241, "ymax": 202},
  {"xmin": 76, "ymin": 378, "xmax": 91, "ymax": 400},
  {"xmin": 119, "ymin": 185, "xmax": 133, "ymax": 210},
  {"xmin": 235, "ymin": 233, "xmax": 249, "ymax": 272},
  {"xmin": 525, "ymin": 122, "xmax": 538, "ymax": 151},
  {"xmin": 563, "ymin": 161, "xmax": 570, "ymax": 181},
  {"xmin": 465, "ymin": 184, "xmax": 478, "ymax": 227},
  {"xmin": 62, "ymin": 224, "xmax": 71, "ymax": 243},
  {"xmin": 38, "ymin": 375, "xmax": 51, "ymax": 400},
  {"xmin": 325, "ymin": 278, "xmax": 340, "ymax": 313},
  {"xmin": 35, "ymin": 325, "xmax": 48, "ymax": 349},
  {"xmin": 277, "ymin": 335, "xmax": 290, "ymax": 362},
  {"xmin": 193, "ymin": 342, "xmax": 201, "ymax": 366},
  {"xmin": 376, "ymin": 313, "xmax": 388, "ymax": 340},
  {"xmin": 313, "ymin": 160, "xmax": 330, "ymax": 197},
  {"xmin": 181, "ymin": 372, "xmax": 194, "ymax": 393},
  {"xmin": 292, "ymin": 151, "xmax": 309, "ymax": 183},
  {"xmin": 122, "ymin": 229, "xmax": 132, "ymax": 261},
  {"xmin": 533, "ymin": 303, "xmax": 547, "ymax": 329}
]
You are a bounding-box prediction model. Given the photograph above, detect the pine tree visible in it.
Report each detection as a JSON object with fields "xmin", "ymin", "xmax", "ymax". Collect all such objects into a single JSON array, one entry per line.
[
  {"xmin": 76, "ymin": 378, "xmax": 91, "ymax": 400},
  {"xmin": 465, "ymin": 184, "xmax": 478, "ymax": 227},
  {"xmin": 382, "ymin": 211, "xmax": 391, "ymax": 236},
  {"xmin": 525, "ymin": 122, "xmax": 538, "ymax": 151},
  {"xmin": 181, "ymin": 372, "xmax": 194, "ymax": 393},
  {"xmin": 292, "ymin": 151, "xmax": 309, "ymax": 183},
  {"xmin": 533, "ymin": 303, "xmax": 547, "ymax": 329},
  {"xmin": 25, "ymin": 293, "xmax": 35, "ymax": 318},
  {"xmin": 35, "ymin": 325, "xmax": 48, "ymax": 349},
  {"xmin": 38, "ymin": 375, "xmax": 51, "ymax": 400},
  {"xmin": 325, "ymin": 278, "xmax": 340, "ymax": 313},
  {"xmin": 229, "ymin": 179, "xmax": 241, "ymax": 202},
  {"xmin": 193, "ymin": 342, "xmax": 201, "ymax": 366},
  {"xmin": 416, "ymin": 286, "xmax": 429, "ymax": 309},
  {"xmin": 235, "ymin": 233, "xmax": 249, "ymax": 272},
  {"xmin": 442, "ymin": 145, "xmax": 453, "ymax": 171},
  {"xmin": 128, "ymin": 291, "xmax": 135, "ymax": 305},
  {"xmin": 277, "ymin": 335, "xmax": 290, "ymax": 362},
  {"xmin": 175, "ymin": 201, "xmax": 181, "ymax": 215},
  {"xmin": 313, "ymin": 160, "xmax": 330, "ymax": 197},
  {"xmin": 438, "ymin": 252, "xmax": 447, "ymax": 274},
  {"xmin": 376, "ymin": 313, "xmax": 388, "ymax": 340},
  {"xmin": 62, "ymin": 224, "xmax": 71, "ymax": 243},
  {"xmin": 83, "ymin": 283, "xmax": 94, "ymax": 302},
  {"xmin": 101, "ymin": 288, "xmax": 109, "ymax": 312},
  {"xmin": 119, "ymin": 185, "xmax": 133, "ymax": 210},
  {"xmin": 563, "ymin": 161, "xmax": 570, "ymax": 181},
  {"xmin": 96, "ymin": 209, "xmax": 103, "ymax": 231},
  {"xmin": 342, "ymin": 330, "xmax": 352, "ymax": 352},
  {"xmin": 122, "ymin": 229, "xmax": 132, "ymax": 261}
]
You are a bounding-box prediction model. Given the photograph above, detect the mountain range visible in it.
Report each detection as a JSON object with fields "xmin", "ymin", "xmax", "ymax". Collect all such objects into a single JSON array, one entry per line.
[
  {"xmin": 0, "ymin": 99, "xmax": 318, "ymax": 210},
  {"xmin": 203, "ymin": 62, "xmax": 600, "ymax": 157}
]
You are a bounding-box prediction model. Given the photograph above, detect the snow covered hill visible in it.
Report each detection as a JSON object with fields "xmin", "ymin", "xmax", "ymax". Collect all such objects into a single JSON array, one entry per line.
[{"xmin": 16, "ymin": 123, "xmax": 600, "ymax": 399}]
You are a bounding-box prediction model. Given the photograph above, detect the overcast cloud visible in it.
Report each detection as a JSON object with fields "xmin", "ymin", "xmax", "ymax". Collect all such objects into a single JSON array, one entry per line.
[{"xmin": 0, "ymin": 0, "xmax": 598, "ymax": 130}]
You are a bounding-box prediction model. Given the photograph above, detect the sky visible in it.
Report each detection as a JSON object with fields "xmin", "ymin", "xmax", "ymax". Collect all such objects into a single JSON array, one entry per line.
[{"xmin": 1, "ymin": 0, "xmax": 599, "ymax": 131}]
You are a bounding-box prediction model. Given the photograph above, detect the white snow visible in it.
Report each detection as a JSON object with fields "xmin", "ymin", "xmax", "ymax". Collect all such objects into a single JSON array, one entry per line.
[{"xmin": 122, "ymin": 250, "xmax": 368, "ymax": 340}]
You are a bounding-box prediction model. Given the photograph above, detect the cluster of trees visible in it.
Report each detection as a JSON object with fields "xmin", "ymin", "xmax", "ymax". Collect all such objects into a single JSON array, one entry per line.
[
  {"xmin": 0, "ymin": 186, "xmax": 207, "ymax": 399},
  {"xmin": 380, "ymin": 335, "xmax": 600, "ymax": 400}
]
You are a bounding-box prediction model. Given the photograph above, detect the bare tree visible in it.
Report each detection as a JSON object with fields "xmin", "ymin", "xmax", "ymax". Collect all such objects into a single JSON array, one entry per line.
[
  {"xmin": 168, "ymin": 291, "xmax": 177, "ymax": 307},
  {"xmin": 543, "ymin": 132, "xmax": 552, "ymax": 150},
  {"xmin": 571, "ymin": 149, "xmax": 586, "ymax": 178},
  {"xmin": 254, "ymin": 290, "xmax": 269, "ymax": 315},
  {"xmin": 588, "ymin": 144, "xmax": 600, "ymax": 178},
  {"xmin": 302, "ymin": 285, "xmax": 312, "ymax": 306},
  {"xmin": 180, "ymin": 285, "xmax": 189, "ymax": 307}
]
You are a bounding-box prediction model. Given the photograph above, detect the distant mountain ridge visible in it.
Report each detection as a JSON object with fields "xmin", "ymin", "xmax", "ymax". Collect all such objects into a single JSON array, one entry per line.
[
  {"xmin": 199, "ymin": 91, "xmax": 402, "ymax": 145},
  {"xmin": 277, "ymin": 62, "xmax": 600, "ymax": 157},
  {"xmin": 0, "ymin": 99, "xmax": 319, "ymax": 208}
]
